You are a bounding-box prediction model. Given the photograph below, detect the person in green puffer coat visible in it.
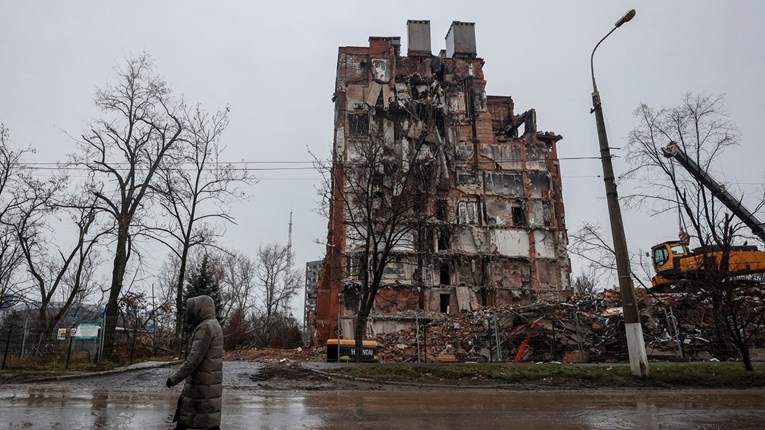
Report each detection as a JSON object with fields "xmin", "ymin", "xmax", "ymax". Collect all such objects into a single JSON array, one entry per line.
[{"xmin": 167, "ymin": 295, "xmax": 223, "ymax": 430}]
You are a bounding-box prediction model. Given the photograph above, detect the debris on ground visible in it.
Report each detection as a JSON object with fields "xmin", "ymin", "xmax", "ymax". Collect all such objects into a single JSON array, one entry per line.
[
  {"xmin": 364, "ymin": 288, "xmax": 765, "ymax": 364},
  {"xmin": 222, "ymin": 287, "xmax": 765, "ymax": 365}
]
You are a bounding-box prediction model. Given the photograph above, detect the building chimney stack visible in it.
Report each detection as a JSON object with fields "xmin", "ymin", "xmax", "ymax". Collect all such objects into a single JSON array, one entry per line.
[
  {"xmin": 407, "ymin": 20, "xmax": 432, "ymax": 56},
  {"xmin": 445, "ymin": 21, "xmax": 476, "ymax": 58}
]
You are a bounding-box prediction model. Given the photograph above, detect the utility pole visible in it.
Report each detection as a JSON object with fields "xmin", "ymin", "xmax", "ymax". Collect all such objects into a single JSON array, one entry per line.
[{"xmin": 590, "ymin": 9, "xmax": 649, "ymax": 377}]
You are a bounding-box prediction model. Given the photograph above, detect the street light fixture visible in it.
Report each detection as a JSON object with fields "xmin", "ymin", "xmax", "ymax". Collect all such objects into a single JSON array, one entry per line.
[
  {"xmin": 615, "ymin": 9, "xmax": 637, "ymax": 28},
  {"xmin": 590, "ymin": 9, "xmax": 649, "ymax": 377}
]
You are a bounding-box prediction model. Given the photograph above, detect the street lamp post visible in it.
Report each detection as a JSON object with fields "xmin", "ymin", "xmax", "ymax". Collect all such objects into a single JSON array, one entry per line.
[{"xmin": 590, "ymin": 9, "xmax": 649, "ymax": 377}]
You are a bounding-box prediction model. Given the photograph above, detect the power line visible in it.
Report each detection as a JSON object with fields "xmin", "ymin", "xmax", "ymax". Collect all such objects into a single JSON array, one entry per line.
[
  {"xmin": 22, "ymin": 157, "xmax": 759, "ymax": 185},
  {"xmin": 23, "ymin": 166, "xmax": 320, "ymax": 172},
  {"xmin": 18, "ymin": 155, "xmax": 605, "ymax": 168},
  {"xmin": 23, "ymin": 161, "xmax": 317, "ymax": 165}
]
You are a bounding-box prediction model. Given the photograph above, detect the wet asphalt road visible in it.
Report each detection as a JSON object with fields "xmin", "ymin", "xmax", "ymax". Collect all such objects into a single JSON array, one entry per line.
[{"xmin": 1, "ymin": 361, "xmax": 764, "ymax": 429}]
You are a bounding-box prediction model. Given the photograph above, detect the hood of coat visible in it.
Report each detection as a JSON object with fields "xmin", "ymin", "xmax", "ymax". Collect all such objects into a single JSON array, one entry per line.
[{"xmin": 185, "ymin": 295, "xmax": 217, "ymax": 325}]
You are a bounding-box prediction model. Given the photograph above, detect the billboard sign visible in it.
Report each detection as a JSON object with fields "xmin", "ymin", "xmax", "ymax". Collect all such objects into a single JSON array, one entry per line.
[{"xmin": 74, "ymin": 322, "xmax": 100, "ymax": 340}]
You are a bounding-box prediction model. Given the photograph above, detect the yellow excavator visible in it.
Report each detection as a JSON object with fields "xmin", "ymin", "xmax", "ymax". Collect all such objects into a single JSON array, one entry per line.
[
  {"xmin": 650, "ymin": 142, "xmax": 765, "ymax": 289},
  {"xmin": 651, "ymin": 240, "xmax": 765, "ymax": 289}
]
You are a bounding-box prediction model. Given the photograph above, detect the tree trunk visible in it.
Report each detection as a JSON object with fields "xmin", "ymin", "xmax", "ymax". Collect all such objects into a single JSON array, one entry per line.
[
  {"xmin": 739, "ymin": 341, "xmax": 753, "ymax": 371},
  {"xmin": 174, "ymin": 245, "xmax": 190, "ymax": 356},
  {"xmin": 36, "ymin": 305, "xmax": 49, "ymax": 350},
  {"xmin": 174, "ymin": 202, "xmax": 197, "ymax": 355},
  {"xmin": 355, "ymin": 312, "xmax": 368, "ymax": 362},
  {"xmin": 710, "ymin": 296, "xmax": 737, "ymax": 359},
  {"xmin": 103, "ymin": 226, "xmax": 129, "ymax": 358}
]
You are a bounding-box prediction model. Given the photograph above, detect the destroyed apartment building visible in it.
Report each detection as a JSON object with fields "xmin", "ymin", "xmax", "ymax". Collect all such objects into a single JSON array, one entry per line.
[{"xmin": 314, "ymin": 20, "xmax": 571, "ymax": 344}]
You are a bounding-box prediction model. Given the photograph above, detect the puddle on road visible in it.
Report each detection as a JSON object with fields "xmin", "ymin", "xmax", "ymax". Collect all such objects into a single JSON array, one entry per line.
[
  {"xmin": 1, "ymin": 387, "xmax": 764, "ymax": 429},
  {"xmin": 303, "ymin": 390, "xmax": 765, "ymax": 430}
]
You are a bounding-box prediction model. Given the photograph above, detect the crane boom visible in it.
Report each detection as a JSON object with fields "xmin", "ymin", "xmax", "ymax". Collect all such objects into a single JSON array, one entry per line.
[{"xmin": 662, "ymin": 141, "xmax": 765, "ymax": 243}]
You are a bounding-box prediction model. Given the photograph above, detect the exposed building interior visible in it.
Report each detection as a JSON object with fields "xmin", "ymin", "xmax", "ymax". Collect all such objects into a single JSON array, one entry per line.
[{"xmin": 313, "ymin": 20, "xmax": 571, "ymax": 344}]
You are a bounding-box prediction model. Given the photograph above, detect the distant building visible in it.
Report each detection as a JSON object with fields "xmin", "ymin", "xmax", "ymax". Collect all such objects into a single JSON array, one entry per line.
[
  {"xmin": 315, "ymin": 20, "xmax": 570, "ymax": 343},
  {"xmin": 303, "ymin": 259, "xmax": 323, "ymax": 344}
]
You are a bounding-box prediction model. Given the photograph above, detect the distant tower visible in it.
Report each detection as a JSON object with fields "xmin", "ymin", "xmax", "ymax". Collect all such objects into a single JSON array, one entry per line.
[{"xmin": 288, "ymin": 210, "xmax": 293, "ymax": 263}]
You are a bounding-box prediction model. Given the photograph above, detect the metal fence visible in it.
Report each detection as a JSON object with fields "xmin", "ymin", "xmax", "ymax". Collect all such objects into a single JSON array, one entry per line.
[{"xmin": 0, "ymin": 313, "xmax": 168, "ymax": 370}]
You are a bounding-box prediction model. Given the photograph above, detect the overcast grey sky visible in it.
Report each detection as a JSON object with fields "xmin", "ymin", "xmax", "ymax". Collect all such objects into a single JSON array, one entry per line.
[{"xmin": 2, "ymin": 1, "xmax": 764, "ymax": 314}]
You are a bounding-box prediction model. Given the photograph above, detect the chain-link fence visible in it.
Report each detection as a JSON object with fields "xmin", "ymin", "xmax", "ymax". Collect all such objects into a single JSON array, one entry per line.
[{"xmin": 0, "ymin": 311, "xmax": 178, "ymax": 370}]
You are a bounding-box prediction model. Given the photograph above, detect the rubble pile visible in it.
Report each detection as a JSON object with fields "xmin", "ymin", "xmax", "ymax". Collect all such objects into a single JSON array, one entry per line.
[{"xmin": 371, "ymin": 289, "xmax": 763, "ymax": 363}]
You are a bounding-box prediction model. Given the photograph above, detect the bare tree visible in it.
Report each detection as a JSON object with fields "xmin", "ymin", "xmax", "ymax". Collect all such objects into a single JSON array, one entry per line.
[
  {"xmin": 149, "ymin": 105, "xmax": 252, "ymax": 344},
  {"xmin": 1, "ymin": 126, "xmax": 104, "ymax": 333},
  {"xmin": 332, "ymin": 129, "xmax": 436, "ymax": 360},
  {"xmin": 153, "ymin": 253, "xmax": 182, "ymax": 348},
  {"xmin": 254, "ymin": 243, "xmax": 301, "ymax": 344},
  {"xmin": 572, "ymin": 272, "xmax": 596, "ymax": 298},
  {"xmin": 626, "ymin": 93, "xmax": 765, "ymax": 370},
  {"xmin": 156, "ymin": 253, "xmax": 181, "ymax": 308},
  {"xmin": 569, "ymin": 221, "xmax": 653, "ymax": 290},
  {"xmin": 625, "ymin": 93, "xmax": 744, "ymax": 244},
  {"xmin": 195, "ymin": 250, "xmax": 234, "ymax": 323},
  {"xmin": 72, "ymin": 53, "xmax": 184, "ymax": 356},
  {"xmin": 219, "ymin": 251, "xmax": 257, "ymax": 321},
  {"xmin": 695, "ymin": 216, "xmax": 765, "ymax": 371},
  {"xmin": 57, "ymin": 246, "xmax": 103, "ymax": 314},
  {"xmin": 569, "ymin": 222, "xmax": 617, "ymax": 287},
  {"xmin": 15, "ymin": 184, "xmax": 106, "ymax": 344},
  {"xmin": 0, "ymin": 124, "xmax": 29, "ymax": 310}
]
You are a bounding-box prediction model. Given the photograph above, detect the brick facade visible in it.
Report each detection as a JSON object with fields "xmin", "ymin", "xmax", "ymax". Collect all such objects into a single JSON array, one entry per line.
[{"xmin": 314, "ymin": 21, "xmax": 570, "ymax": 343}]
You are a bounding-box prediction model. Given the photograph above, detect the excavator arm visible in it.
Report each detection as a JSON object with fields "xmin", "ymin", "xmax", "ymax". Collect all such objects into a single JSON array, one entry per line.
[
  {"xmin": 649, "ymin": 142, "xmax": 765, "ymax": 289},
  {"xmin": 663, "ymin": 142, "xmax": 765, "ymax": 243}
]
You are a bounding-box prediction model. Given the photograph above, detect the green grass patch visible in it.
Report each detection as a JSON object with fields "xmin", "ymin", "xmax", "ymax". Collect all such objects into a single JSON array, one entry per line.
[
  {"xmin": 327, "ymin": 363, "xmax": 765, "ymax": 388},
  {"xmin": 0, "ymin": 359, "xmax": 141, "ymax": 383}
]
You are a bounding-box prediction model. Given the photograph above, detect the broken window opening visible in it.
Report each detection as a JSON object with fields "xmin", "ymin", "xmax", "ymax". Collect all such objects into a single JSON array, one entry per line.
[
  {"xmin": 435, "ymin": 114, "xmax": 446, "ymax": 141},
  {"xmin": 507, "ymin": 109, "xmax": 537, "ymax": 138},
  {"xmin": 394, "ymin": 120, "xmax": 403, "ymax": 141},
  {"xmin": 413, "ymin": 193, "xmax": 426, "ymax": 213},
  {"xmin": 345, "ymin": 255, "xmax": 353, "ymax": 276},
  {"xmin": 436, "ymin": 199, "xmax": 448, "ymax": 221},
  {"xmin": 457, "ymin": 170, "xmax": 479, "ymax": 186},
  {"xmin": 542, "ymin": 201, "xmax": 553, "ymax": 226},
  {"xmin": 425, "ymin": 228, "xmax": 435, "ymax": 252},
  {"xmin": 512, "ymin": 204, "xmax": 526, "ymax": 226},
  {"xmin": 440, "ymin": 263, "xmax": 450, "ymax": 285},
  {"xmin": 412, "ymin": 158, "xmax": 434, "ymax": 186},
  {"xmin": 529, "ymin": 172, "xmax": 551, "ymax": 198},
  {"xmin": 344, "ymin": 283, "xmax": 361, "ymax": 311},
  {"xmin": 345, "ymin": 255, "xmax": 365, "ymax": 278},
  {"xmin": 485, "ymin": 172, "xmax": 523, "ymax": 196},
  {"xmin": 371, "ymin": 58, "xmax": 390, "ymax": 82},
  {"xmin": 349, "ymin": 113, "xmax": 369, "ymax": 136},
  {"xmin": 437, "ymin": 229, "xmax": 451, "ymax": 251},
  {"xmin": 457, "ymin": 200, "xmax": 478, "ymax": 225},
  {"xmin": 480, "ymin": 200, "xmax": 489, "ymax": 225},
  {"xmin": 480, "ymin": 288, "xmax": 496, "ymax": 307},
  {"xmin": 439, "ymin": 293, "xmax": 450, "ymax": 313}
]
